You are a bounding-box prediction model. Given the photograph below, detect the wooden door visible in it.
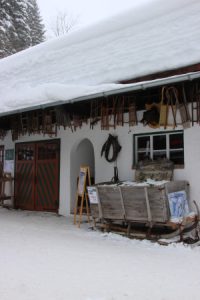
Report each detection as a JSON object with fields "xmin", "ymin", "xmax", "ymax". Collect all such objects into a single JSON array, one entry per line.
[
  {"xmin": 35, "ymin": 141, "xmax": 60, "ymax": 211},
  {"xmin": 15, "ymin": 140, "xmax": 60, "ymax": 212},
  {"xmin": 15, "ymin": 143, "xmax": 35, "ymax": 210}
]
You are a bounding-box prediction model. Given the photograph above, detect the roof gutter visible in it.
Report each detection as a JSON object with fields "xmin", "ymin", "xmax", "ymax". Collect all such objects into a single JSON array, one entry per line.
[
  {"xmin": 68, "ymin": 71, "xmax": 200, "ymax": 102},
  {"xmin": 0, "ymin": 71, "xmax": 200, "ymax": 117}
]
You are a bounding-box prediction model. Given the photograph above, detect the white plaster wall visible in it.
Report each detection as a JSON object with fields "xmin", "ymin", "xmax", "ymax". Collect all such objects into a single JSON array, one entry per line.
[
  {"xmin": 173, "ymin": 125, "xmax": 200, "ymax": 209},
  {"xmin": 2, "ymin": 109, "xmax": 200, "ymax": 216},
  {"xmin": 57, "ymin": 114, "xmax": 188, "ymax": 216}
]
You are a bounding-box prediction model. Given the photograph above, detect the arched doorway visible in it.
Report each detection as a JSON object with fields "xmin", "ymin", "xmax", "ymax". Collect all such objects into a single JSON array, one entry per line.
[{"xmin": 70, "ymin": 138, "xmax": 95, "ymax": 213}]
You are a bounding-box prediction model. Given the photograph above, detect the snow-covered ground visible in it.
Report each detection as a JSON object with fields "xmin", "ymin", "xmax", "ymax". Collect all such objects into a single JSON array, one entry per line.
[{"xmin": 0, "ymin": 207, "xmax": 200, "ymax": 300}]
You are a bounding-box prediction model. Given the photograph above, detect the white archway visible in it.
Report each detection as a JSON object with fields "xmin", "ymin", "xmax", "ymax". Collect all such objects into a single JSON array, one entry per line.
[{"xmin": 70, "ymin": 138, "xmax": 95, "ymax": 213}]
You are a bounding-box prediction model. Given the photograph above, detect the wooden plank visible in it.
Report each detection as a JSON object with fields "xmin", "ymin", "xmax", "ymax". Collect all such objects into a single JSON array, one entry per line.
[
  {"xmin": 165, "ymin": 181, "xmax": 189, "ymax": 194},
  {"xmin": 120, "ymin": 186, "xmax": 148, "ymax": 221},
  {"xmin": 179, "ymin": 103, "xmax": 190, "ymax": 129},
  {"xmin": 147, "ymin": 186, "xmax": 170, "ymax": 222},
  {"xmin": 119, "ymin": 187, "xmax": 126, "ymax": 218},
  {"xmin": 128, "ymin": 102, "xmax": 137, "ymax": 127},
  {"xmin": 97, "ymin": 186, "xmax": 125, "ymax": 220},
  {"xmin": 90, "ymin": 203, "xmax": 99, "ymax": 219},
  {"xmin": 144, "ymin": 187, "xmax": 152, "ymax": 223}
]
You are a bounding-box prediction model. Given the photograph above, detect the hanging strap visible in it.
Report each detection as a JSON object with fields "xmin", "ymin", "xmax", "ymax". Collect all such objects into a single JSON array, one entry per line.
[{"xmin": 166, "ymin": 86, "xmax": 179, "ymax": 128}]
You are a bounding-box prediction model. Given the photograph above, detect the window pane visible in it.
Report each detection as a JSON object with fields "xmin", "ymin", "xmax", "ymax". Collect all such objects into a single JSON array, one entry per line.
[
  {"xmin": 18, "ymin": 147, "xmax": 34, "ymax": 161},
  {"xmin": 170, "ymin": 133, "xmax": 183, "ymax": 149},
  {"xmin": 137, "ymin": 136, "xmax": 150, "ymax": 161},
  {"xmin": 134, "ymin": 131, "xmax": 184, "ymax": 166},
  {"xmin": 170, "ymin": 150, "xmax": 184, "ymax": 165},
  {"xmin": 38, "ymin": 144, "xmax": 57, "ymax": 160},
  {"xmin": 153, "ymin": 150, "xmax": 167, "ymax": 160},
  {"xmin": 138, "ymin": 152, "xmax": 151, "ymax": 161},
  {"xmin": 137, "ymin": 136, "xmax": 150, "ymax": 152},
  {"xmin": 153, "ymin": 135, "xmax": 166, "ymax": 150}
]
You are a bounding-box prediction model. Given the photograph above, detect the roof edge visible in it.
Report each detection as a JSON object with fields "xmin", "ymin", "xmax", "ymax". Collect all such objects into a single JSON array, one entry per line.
[{"xmin": 0, "ymin": 71, "xmax": 200, "ymax": 118}]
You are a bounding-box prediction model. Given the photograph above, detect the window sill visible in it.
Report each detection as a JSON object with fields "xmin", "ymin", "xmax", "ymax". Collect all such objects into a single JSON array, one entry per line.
[
  {"xmin": 132, "ymin": 164, "xmax": 185, "ymax": 170},
  {"xmin": 174, "ymin": 165, "xmax": 184, "ymax": 170}
]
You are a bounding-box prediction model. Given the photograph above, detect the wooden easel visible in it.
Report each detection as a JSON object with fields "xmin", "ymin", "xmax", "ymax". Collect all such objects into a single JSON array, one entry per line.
[{"xmin": 74, "ymin": 166, "xmax": 91, "ymax": 227}]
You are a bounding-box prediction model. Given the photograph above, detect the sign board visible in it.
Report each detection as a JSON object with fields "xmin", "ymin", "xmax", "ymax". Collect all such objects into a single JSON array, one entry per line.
[
  {"xmin": 5, "ymin": 149, "xmax": 14, "ymax": 160},
  {"xmin": 4, "ymin": 160, "xmax": 14, "ymax": 173},
  {"xmin": 87, "ymin": 186, "xmax": 98, "ymax": 204},
  {"xmin": 78, "ymin": 167, "xmax": 87, "ymax": 196},
  {"xmin": 168, "ymin": 190, "xmax": 189, "ymax": 218}
]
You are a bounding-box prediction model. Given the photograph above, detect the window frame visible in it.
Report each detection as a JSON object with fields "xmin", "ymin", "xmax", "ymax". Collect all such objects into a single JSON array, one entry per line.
[{"xmin": 133, "ymin": 130, "xmax": 184, "ymax": 168}]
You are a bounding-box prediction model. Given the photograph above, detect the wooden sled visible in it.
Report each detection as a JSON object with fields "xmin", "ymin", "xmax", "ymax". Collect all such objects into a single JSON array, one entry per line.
[
  {"xmin": 88, "ymin": 181, "xmax": 199, "ymax": 243},
  {"xmin": 88, "ymin": 160, "xmax": 199, "ymax": 243}
]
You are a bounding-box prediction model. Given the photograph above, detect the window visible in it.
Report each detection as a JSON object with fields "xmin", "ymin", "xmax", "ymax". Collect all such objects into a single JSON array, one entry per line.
[
  {"xmin": 17, "ymin": 145, "xmax": 34, "ymax": 161},
  {"xmin": 134, "ymin": 131, "xmax": 184, "ymax": 167}
]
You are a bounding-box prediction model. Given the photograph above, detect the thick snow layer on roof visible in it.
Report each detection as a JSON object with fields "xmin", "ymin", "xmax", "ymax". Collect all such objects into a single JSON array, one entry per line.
[
  {"xmin": 0, "ymin": 0, "xmax": 200, "ymax": 113},
  {"xmin": 0, "ymin": 83, "xmax": 126, "ymax": 114}
]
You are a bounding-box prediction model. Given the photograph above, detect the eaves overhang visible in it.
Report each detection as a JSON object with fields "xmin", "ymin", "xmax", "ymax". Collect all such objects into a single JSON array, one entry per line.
[{"xmin": 0, "ymin": 71, "xmax": 200, "ymax": 118}]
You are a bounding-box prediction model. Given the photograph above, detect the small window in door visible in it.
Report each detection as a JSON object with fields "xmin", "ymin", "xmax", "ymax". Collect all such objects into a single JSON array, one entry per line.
[
  {"xmin": 17, "ymin": 145, "xmax": 34, "ymax": 161},
  {"xmin": 38, "ymin": 144, "xmax": 57, "ymax": 160}
]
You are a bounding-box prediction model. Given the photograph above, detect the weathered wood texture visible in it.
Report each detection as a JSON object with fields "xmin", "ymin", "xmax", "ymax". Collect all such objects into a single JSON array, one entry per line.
[
  {"xmin": 89, "ymin": 180, "xmax": 189, "ymax": 225},
  {"xmin": 120, "ymin": 63, "xmax": 200, "ymax": 84},
  {"xmin": 135, "ymin": 159, "xmax": 174, "ymax": 182},
  {"xmin": 135, "ymin": 170, "xmax": 173, "ymax": 182},
  {"xmin": 97, "ymin": 186, "xmax": 125, "ymax": 220},
  {"xmin": 90, "ymin": 203, "xmax": 99, "ymax": 219},
  {"xmin": 120, "ymin": 186, "xmax": 148, "ymax": 221},
  {"xmin": 165, "ymin": 181, "xmax": 189, "ymax": 194},
  {"xmin": 147, "ymin": 186, "xmax": 169, "ymax": 222}
]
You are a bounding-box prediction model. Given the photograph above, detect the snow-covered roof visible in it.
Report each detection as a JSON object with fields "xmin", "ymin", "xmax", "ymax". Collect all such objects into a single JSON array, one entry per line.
[{"xmin": 0, "ymin": 0, "xmax": 200, "ymax": 114}]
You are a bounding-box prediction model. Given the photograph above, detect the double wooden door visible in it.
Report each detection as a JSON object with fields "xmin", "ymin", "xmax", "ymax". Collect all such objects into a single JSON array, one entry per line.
[{"xmin": 15, "ymin": 140, "xmax": 60, "ymax": 212}]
